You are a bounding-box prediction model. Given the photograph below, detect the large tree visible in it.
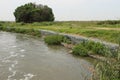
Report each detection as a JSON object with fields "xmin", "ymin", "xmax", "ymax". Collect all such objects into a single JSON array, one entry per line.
[{"xmin": 14, "ymin": 3, "xmax": 54, "ymax": 23}]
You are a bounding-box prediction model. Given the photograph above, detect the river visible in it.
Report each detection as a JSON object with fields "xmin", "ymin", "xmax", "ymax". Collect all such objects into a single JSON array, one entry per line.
[{"xmin": 0, "ymin": 31, "xmax": 94, "ymax": 80}]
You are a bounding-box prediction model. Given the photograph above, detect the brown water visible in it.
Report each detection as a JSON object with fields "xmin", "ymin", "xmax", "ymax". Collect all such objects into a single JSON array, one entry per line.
[{"xmin": 0, "ymin": 31, "xmax": 94, "ymax": 80}]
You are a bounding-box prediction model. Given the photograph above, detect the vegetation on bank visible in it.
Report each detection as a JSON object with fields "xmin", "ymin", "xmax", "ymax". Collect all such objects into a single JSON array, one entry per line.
[
  {"xmin": 0, "ymin": 26, "xmax": 40, "ymax": 37},
  {"xmin": 72, "ymin": 43, "xmax": 88, "ymax": 57},
  {"xmin": 72, "ymin": 41, "xmax": 110, "ymax": 57},
  {"xmin": 44, "ymin": 34, "xmax": 118, "ymax": 58},
  {"xmin": 0, "ymin": 21, "xmax": 120, "ymax": 43},
  {"xmin": 44, "ymin": 35, "xmax": 64, "ymax": 45},
  {"xmin": 44, "ymin": 35, "xmax": 71, "ymax": 45},
  {"xmin": 93, "ymin": 45, "xmax": 120, "ymax": 80}
]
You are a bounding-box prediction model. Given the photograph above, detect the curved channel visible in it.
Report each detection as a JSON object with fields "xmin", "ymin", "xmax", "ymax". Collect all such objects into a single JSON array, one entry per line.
[{"xmin": 0, "ymin": 31, "xmax": 94, "ymax": 80}]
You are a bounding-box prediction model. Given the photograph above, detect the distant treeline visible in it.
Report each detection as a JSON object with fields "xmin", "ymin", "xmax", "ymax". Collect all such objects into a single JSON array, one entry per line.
[{"xmin": 97, "ymin": 20, "xmax": 120, "ymax": 25}]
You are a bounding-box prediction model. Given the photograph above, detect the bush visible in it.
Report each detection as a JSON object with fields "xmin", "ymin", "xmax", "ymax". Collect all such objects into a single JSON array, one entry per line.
[
  {"xmin": 14, "ymin": 3, "xmax": 54, "ymax": 23},
  {"xmin": 0, "ymin": 26, "xmax": 3, "ymax": 30},
  {"xmin": 72, "ymin": 41, "xmax": 111, "ymax": 57},
  {"xmin": 28, "ymin": 29, "xmax": 40, "ymax": 37},
  {"xmin": 80, "ymin": 41, "xmax": 95, "ymax": 51},
  {"xmin": 63, "ymin": 37, "xmax": 72, "ymax": 44},
  {"xmin": 19, "ymin": 22, "xmax": 26, "ymax": 25},
  {"xmin": 92, "ymin": 42, "xmax": 108, "ymax": 56},
  {"xmin": 72, "ymin": 44, "xmax": 88, "ymax": 57},
  {"xmin": 44, "ymin": 35, "xmax": 64, "ymax": 45},
  {"xmin": 1, "ymin": 27, "xmax": 7, "ymax": 31},
  {"xmin": 82, "ymin": 41, "xmax": 109, "ymax": 56}
]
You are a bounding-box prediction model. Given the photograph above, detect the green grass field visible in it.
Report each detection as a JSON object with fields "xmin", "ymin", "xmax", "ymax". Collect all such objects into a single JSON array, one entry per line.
[{"xmin": 0, "ymin": 21, "xmax": 120, "ymax": 43}]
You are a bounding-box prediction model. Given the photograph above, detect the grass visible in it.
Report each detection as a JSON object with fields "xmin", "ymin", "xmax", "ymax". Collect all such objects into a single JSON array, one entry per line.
[
  {"xmin": 0, "ymin": 21, "xmax": 120, "ymax": 43},
  {"xmin": 44, "ymin": 35, "xmax": 64, "ymax": 45},
  {"xmin": 0, "ymin": 26, "xmax": 41, "ymax": 37},
  {"xmin": 93, "ymin": 45, "xmax": 120, "ymax": 80},
  {"xmin": 72, "ymin": 43, "xmax": 89, "ymax": 57},
  {"xmin": 72, "ymin": 41, "xmax": 111, "ymax": 57},
  {"xmin": 44, "ymin": 35, "xmax": 71, "ymax": 45}
]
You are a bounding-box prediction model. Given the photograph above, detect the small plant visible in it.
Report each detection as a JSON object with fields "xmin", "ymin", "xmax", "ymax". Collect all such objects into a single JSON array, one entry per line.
[
  {"xmin": 2, "ymin": 27, "xmax": 7, "ymax": 31},
  {"xmin": 72, "ymin": 44, "xmax": 88, "ymax": 57},
  {"xmin": 44, "ymin": 35, "xmax": 64, "ymax": 45},
  {"xmin": 19, "ymin": 22, "xmax": 25, "ymax": 25},
  {"xmin": 84, "ymin": 41, "xmax": 95, "ymax": 51},
  {"xmin": 0, "ymin": 23, "xmax": 2, "ymax": 26},
  {"xmin": 0, "ymin": 26, "xmax": 3, "ymax": 30},
  {"xmin": 92, "ymin": 42, "xmax": 108, "ymax": 56},
  {"xmin": 63, "ymin": 37, "xmax": 72, "ymax": 44},
  {"xmin": 17, "ymin": 28, "xmax": 27, "ymax": 33},
  {"xmin": 30, "ymin": 29, "xmax": 41, "ymax": 37}
]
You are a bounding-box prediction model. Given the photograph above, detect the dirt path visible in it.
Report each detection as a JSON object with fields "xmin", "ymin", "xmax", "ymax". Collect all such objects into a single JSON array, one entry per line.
[{"xmin": 92, "ymin": 27, "xmax": 120, "ymax": 31}]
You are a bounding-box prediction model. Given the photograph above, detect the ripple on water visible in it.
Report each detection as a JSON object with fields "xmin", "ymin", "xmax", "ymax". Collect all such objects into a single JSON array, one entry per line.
[
  {"xmin": 12, "ymin": 46, "xmax": 17, "ymax": 48},
  {"xmin": 20, "ymin": 49, "xmax": 25, "ymax": 52},
  {"xmin": 18, "ymin": 73, "xmax": 35, "ymax": 80},
  {"xmin": 10, "ymin": 52, "xmax": 15, "ymax": 55},
  {"xmin": 7, "ymin": 61, "xmax": 18, "ymax": 80},
  {"xmin": 24, "ymin": 73, "xmax": 35, "ymax": 80},
  {"xmin": 20, "ymin": 55, "xmax": 25, "ymax": 58}
]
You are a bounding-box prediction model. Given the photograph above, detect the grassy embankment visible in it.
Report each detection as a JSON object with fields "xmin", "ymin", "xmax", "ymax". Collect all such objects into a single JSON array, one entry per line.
[{"xmin": 0, "ymin": 20, "xmax": 120, "ymax": 43}]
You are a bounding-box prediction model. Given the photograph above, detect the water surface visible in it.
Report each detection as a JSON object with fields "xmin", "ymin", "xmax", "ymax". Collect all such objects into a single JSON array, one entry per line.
[{"xmin": 0, "ymin": 31, "xmax": 93, "ymax": 80}]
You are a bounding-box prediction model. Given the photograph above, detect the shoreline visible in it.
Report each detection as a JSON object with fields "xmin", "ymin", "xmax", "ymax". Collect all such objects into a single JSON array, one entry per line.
[{"xmin": 0, "ymin": 26, "xmax": 119, "ymax": 61}]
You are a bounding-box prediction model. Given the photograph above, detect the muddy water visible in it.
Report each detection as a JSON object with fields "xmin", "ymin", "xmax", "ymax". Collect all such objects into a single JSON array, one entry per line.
[{"xmin": 0, "ymin": 31, "xmax": 94, "ymax": 80}]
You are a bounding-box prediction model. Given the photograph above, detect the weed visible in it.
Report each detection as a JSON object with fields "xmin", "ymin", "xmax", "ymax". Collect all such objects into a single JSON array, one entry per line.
[
  {"xmin": 72, "ymin": 44, "xmax": 88, "ymax": 57},
  {"xmin": 44, "ymin": 35, "xmax": 64, "ymax": 45}
]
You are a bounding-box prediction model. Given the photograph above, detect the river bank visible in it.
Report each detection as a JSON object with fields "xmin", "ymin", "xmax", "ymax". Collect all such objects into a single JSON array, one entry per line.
[
  {"xmin": 0, "ymin": 21, "xmax": 120, "ymax": 43},
  {"xmin": 0, "ymin": 26, "xmax": 119, "ymax": 61}
]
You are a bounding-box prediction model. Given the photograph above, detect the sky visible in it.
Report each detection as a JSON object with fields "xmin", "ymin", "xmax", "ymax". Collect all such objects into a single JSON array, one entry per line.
[{"xmin": 0, "ymin": 0, "xmax": 120, "ymax": 21}]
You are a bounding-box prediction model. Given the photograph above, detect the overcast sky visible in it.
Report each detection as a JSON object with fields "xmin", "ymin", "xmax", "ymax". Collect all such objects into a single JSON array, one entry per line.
[{"xmin": 0, "ymin": 0, "xmax": 120, "ymax": 21}]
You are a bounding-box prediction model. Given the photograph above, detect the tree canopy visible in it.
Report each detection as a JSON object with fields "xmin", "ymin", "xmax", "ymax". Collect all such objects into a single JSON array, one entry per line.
[{"xmin": 14, "ymin": 3, "xmax": 54, "ymax": 23}]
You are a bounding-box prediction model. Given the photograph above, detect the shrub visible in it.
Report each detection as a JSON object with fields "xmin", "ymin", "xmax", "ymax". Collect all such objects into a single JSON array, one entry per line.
[
  {"xmin": 44, "ymin": 35, "xmax": 64, "ymax": 45},
  {"xmin": 72, "ymin": 44, "xmax": 88, "ymax": 57},
  {"xmin": 82, "ymin": 41, "xmax": 95, "ymax": 51},
  {"xmin": 0, "ymin": 26, "xmax": 3, "ymax": 30},
  {"xmin": 7, "ymin": 27, "xmax": 16, "ymax": 32},
  {"xmin": 19, "ymin": 22, "xmax": 26, "ymax": 25},
  {"xmin": 14, "ymin": 3, "xmax": 54, "ymax": 23},
  {"xmin": 63, "ymin": 37, "xmax": 72, "ymax": 44},
  {"xmin": 1, "ymin": 27, "xmax": 7, "ymax": 31},
  {"xmin": 17, "ymin": 28, "xmax": 26, "ymax": 33},
  {"xmin": 28, "ymin": 29, "xmax": 40, "ymax": 37},
  {"xmin": 92, "ymin": 42, "xmax": 108, "ymax": 56},
  {"xmin": 72, "ymin": 41, "xmax": 111, "ymax": 57}
]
